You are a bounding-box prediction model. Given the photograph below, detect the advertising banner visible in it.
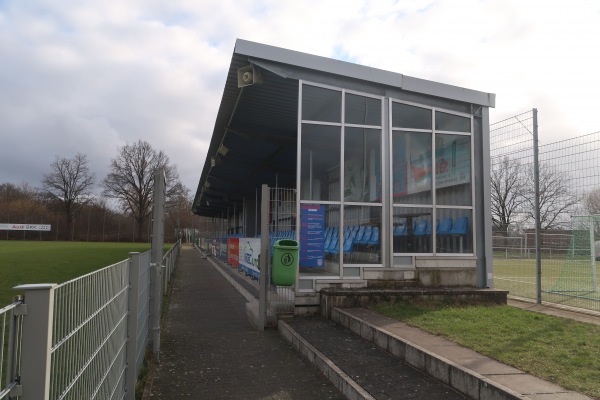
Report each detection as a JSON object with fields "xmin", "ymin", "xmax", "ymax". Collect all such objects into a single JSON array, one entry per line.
[
  {"xmin": 227, "ymin": 238, "xmax": 239, "ymax": 267},
  {"xmin": 393, "ymin": 134, "xmax": 470, "ymax": 197},
  {"xmin": 300, "ymin": 204, "xmax": 325, "ymax": 268},
  {"xmin": 0, "ymin": 224, "xmax": 51, "ymax": 231},
  {"xmin": 239, "ymin": 238, "xmax": 261, "ymax": 280},
  {"xmin": 435, "ymin": 135, "xmax": 471, "ymax": 189}
]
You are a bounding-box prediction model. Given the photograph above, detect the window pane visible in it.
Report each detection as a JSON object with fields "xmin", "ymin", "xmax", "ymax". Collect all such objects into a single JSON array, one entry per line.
[
  {"xmin": 435, "ymin": 111, "xmax": 470, "ymax": 132},
  {"xmin": 392, "ymin": 102, "xmax": 432, "ymax": 130},
  {"xmin": 344, "ymin": 128, "xmax": 382, "ymax": 203},
  {"xmin": 318, "ymin": 204, "xmax": 341, "ymax": 276},
  {"xmin": 435, "ymin": 134, "xmax": 472, "ymax": 206},
  {"xmin": 302, "ymin": 85, "xmax": 342, "ymax": 123},
  {"xmin": 342, "ymin": 205, "xmax": 381, "ymax": 265},
  {"xmin": 392, "ymin": 207, "xmax": 433, "ymax": 254},
  {"xmin": 345, "ymin": 93, "xmax": 381, "ymax": 126},
  {"xmin": 392, "ymin": 131, "xmax": 432, "ymax": 204},
  {"xmin": 435, "ymin": 209, "xmax": 473, "ymax": 254},
  {"xmin": 300, "ymin": 124, "xmax": 340, "ymax": 201}
]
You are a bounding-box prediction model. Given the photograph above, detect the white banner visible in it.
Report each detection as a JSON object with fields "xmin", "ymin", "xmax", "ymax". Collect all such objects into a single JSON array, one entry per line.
[{"xmin": 0, "ymin": 223, "xmax": 51, "ymax": 231}]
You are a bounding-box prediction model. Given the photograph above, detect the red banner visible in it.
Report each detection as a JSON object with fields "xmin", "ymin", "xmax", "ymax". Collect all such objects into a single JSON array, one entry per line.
[{"xmin": 227, "ymin": 238, "xmax": 239, "ymax": 267}]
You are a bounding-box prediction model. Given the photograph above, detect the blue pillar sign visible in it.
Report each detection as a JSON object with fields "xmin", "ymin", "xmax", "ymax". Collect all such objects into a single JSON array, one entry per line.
[{"xmin": 300, "ymin": 204, "xmax": 325, "ymax": 268}]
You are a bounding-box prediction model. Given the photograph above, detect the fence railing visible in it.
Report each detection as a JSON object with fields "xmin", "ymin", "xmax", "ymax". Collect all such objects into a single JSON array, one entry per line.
[
  {"xmin": 0, "ymin": 240, "xmax": 181, "ymax": 400},
  {"xmin": 0, "ymin": 301, "xmax": 22, "ymax": 400},
  {"xmin": 491, "ymin": 109, "xmax": 600, "ymax": 312}
]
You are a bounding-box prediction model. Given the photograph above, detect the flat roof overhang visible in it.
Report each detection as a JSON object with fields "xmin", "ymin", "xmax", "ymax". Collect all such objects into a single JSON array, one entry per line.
[{"xmin": 192, "ymin": 39, "xmax": 496, "ymax": 218}]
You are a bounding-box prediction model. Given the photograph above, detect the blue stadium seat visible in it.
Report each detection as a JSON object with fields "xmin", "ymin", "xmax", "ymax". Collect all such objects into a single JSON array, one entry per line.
[
  {"xmin": 367, "ymin": 226, "xmax": 379, "ymax": 247},
  {"xmin": 414, "ymin": 220, "xmax": 431, "ymax": 252},
  {"xmin": 448, "ymin": 216, "xmax": 468, "ymax": 252},
  {"xmin": 357, "ymin": 226, "xmax": 372, "ymax": 246}
]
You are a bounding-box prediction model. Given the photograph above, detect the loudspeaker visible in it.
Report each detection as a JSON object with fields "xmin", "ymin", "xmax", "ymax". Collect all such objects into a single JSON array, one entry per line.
[{"xmin": 237, "ymin": 65, "xmax": 263, "ymax": 88}]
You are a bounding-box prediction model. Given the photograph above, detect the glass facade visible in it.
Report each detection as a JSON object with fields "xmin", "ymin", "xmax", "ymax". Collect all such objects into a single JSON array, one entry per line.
[
  {"xmin": 391, "ymin": 100, "xmax": 473, "ymax": 255},
  {"xmin": 300, "ymin": 124, "xmax": 341, "ymax": 201},
  {"xmin": 299, "ymin": 83, "xmax": 474, "ymax": 278},
  {"xmin": 344, "ymin": 128, "xmax": 381, "ymax": 203},
  {"xmin": 300, "ymin": 83, "xmax": 383, "ymax": 275},
  {"xmin": 392, "ymin": 131, "xmax": 433, "ymax": 205}
]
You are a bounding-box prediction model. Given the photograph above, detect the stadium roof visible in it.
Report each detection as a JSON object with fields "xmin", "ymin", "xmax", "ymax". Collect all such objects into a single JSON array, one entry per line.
[{"xmin": 192, "ymin": 39, "xmax": 495, "ymax": 217}]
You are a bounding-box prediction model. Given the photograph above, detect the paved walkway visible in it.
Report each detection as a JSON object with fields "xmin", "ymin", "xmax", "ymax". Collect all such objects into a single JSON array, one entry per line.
[
  {"xmin": 146, "ymin": 245, "xmax": 597, "ymax": 399},
  {"xmin": 146, "ymin": 245, "xmax": 345, "ymax": 399}
]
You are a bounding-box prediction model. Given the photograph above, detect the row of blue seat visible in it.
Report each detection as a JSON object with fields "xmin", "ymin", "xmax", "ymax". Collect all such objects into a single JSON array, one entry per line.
[
  {"xmin": 324, "ymin": 225, "xmax": 380, "ymax": 258},
  {"xmin": 393, "ymin": 216, "xmax": 468, "ymax": 237}
]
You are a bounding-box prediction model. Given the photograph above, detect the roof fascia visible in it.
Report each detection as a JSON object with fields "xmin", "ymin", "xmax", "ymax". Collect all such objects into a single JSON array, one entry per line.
[{"xmin": 235, "ymin": 39, "xmax": 495, "ymax": 108}]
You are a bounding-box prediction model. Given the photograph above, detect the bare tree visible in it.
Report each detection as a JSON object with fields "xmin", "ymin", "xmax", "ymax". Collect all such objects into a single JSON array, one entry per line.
[
  {"xmin": 584, "ymin": 188, "xmax": 600, "ymax": 215},
  {"xmin": 165, "ymin": 188, "xmax": 192, "ymax": 241},
  {"xmin": 42, "ymin": 154, "xmax": 95, "ymax": 240},
  {"xmin": 490, "ymin": 156, "xmax": 527, "ymax": 233},
  {"xmin": 102, "ymin": 140, "xmax": 186, "ymax": 241},
  {"xmin": 523, "ymin": 163, "xmax": 581, "ymax": 230}
]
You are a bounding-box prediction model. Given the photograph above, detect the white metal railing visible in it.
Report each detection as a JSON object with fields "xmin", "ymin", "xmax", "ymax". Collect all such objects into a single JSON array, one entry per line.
[
  {"xmin": 1, "ymin": 240, "xmax": 181, "ymax": 400},
  {"xmin": 0, "ymin": 300, "xmax": 22, "ymax": 400},
  {"xmin": 51, "ymin": 259, "xmax": 130, "ymax": 400}
]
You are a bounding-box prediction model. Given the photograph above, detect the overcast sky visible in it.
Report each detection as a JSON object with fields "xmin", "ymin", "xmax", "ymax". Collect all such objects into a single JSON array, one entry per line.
[{"xmin": 1, "ymin": 0, "xmax": 599, "ymax": 195}]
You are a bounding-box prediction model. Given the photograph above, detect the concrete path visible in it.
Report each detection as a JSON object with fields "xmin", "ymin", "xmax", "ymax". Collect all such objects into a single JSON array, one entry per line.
[
  {"xmin": 146, "ymin": 245, "xmax": 597, "ymax": 399},
  {"xmin": 145, "ymin": 245, "xmax": 345, "ymax": 399}
]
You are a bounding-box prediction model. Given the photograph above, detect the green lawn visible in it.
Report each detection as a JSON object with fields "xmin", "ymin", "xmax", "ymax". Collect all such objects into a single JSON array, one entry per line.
[
  {"xmin": 371, "ymin": 301, "xmax": 600, "ymax": 399},
  {"xmin": 0, "ymin": 241, "xmax": 154, "ymax": 306},
  {"xmin": 493, "ymin": 256, "xmax": 600, "ymax": 310}
]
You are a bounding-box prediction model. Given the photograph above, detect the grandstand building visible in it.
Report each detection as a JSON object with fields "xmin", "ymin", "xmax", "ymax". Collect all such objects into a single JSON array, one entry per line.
[{"xmin": 193, "ymin": 39, "xmax": 496, "ymax": 302}]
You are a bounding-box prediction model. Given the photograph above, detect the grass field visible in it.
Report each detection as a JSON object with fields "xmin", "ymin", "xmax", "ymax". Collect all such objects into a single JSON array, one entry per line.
[
  {"xmin": 371, "ymin": 301, "xmax": 600, "ymax": 399},
  {"xmin": 0, "ymin": 241, "xmax": 155, "ymax": 306},
  {"xmin": 493, "ymin": 256, "xmax": 600, "ymax": 310}
]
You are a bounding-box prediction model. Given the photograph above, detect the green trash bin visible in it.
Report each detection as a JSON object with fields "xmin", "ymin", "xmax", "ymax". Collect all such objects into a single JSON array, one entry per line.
[{"xmin": 272, "ymin": 239, "xmax": 298, "ymax": 286}]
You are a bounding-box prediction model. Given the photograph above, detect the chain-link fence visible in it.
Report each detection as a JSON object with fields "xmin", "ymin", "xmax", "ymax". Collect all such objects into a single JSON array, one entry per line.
[{"xmin": 490, "ymin": 109, "xmax": 600, "ymax": 311}]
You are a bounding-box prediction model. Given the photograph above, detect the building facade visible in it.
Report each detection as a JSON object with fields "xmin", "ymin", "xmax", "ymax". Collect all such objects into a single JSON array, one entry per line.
[{"xmin": 193, "ymin": 39, "xmax": 496, "ymax": 298}]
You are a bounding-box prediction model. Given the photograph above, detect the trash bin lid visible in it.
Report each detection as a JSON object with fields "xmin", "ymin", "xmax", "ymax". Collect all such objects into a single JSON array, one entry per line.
[{"xmin": 274, "ymin": 239, "xmax": 298, "ymax": 248}]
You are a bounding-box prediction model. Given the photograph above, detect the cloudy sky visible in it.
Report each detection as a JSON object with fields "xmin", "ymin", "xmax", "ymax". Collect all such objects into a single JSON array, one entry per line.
[{"xmin": 1, "ymin": 0, "xmax": 599, "ymax": 195}]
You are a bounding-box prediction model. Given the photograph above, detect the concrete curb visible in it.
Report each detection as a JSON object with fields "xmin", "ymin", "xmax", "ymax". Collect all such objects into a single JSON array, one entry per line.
[
  {"xmin": 331, "ymin": 308, "xmax": 529, "ymax": 400},
  {"xmin": 278, "ymin": 319, "xmax": 375, "ymax": 400}
]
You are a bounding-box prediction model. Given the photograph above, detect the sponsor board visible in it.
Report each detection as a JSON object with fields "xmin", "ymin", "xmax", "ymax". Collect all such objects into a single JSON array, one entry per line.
[{"xmin": 0, "ymin": 223, "xmax": 51, "ymax": 231}]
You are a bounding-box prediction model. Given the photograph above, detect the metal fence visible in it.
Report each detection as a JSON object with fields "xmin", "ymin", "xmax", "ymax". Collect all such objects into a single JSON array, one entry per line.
[
  {"xmin": 259, "ymin": 185, "xmax": 296, "ymax": 329},
  {"xmin": 0, "ymin": 241, "xmax": 181, "ymax": 400},
  {"xmin": 490, "ymin": 109, "xmax": 600, "ymax": 311},
  {"xmin": 0, "ymin": 301, "xmax": 22, "ymax": 400}
]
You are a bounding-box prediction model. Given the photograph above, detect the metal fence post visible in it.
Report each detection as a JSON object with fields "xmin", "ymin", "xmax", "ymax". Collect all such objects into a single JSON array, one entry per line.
[
  {"xmin": 126, "ymin": 252, "xmax": 141, "ymax": 400},
  {"xmin": 13, "ymin": 284, "xmax": 56, "ymax": 400},
  {"xmin": 258, "ymin": 184, "xmax": 269, "ymax": 330},
  {"xmin": 150, "ymin": 168, "xmax": 165, "ymax": 361},
  {"xmin": 532, "ymin": 108, "xmax": 542, "ymax": 304}
]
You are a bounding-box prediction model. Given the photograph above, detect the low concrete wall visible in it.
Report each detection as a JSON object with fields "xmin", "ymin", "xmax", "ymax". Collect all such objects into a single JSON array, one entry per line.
[
  {"xmin": 320, "ymin": 287, "xmax": 508, "ymax": 319},
  {"xmin": 415, "ymin": 257, "xmax": 477, "ymax": 287},
  {"xmin": 331, "ymin": 308, "xmax": 527, "ymax": 400}
]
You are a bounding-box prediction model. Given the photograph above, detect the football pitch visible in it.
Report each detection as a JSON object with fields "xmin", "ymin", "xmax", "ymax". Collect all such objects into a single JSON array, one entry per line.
[
  {"xmin": 493, "ymin": 255, "xmax": 600, "ymax": 310},
  {"xmin": 0, "ymin": 241, "xmax": 152, "ymax": 306}
]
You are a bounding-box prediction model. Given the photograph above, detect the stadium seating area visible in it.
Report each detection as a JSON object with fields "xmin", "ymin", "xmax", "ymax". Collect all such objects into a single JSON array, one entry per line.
[
  {"xmin": 323, "ymin": 225, "xmax": 380, "ymax": 262},
  {"xmin": 393, "ymin": 216, "xmax": 469, "ymax": 253}
]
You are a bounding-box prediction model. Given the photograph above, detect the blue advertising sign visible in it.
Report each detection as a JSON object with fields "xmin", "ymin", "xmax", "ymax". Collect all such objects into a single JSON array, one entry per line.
[{"xmin": 300, "ymin": 204, "xmax": 325, "ymax": 268}]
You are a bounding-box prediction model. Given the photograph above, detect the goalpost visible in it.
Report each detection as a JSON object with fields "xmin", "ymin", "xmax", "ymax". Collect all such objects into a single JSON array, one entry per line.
[{"xmin": 548, "ymin": 216, "xmax": 599, "ymax": 295}]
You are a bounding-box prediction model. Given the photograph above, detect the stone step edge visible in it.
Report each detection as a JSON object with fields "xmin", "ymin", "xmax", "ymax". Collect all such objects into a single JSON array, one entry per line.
[
  {"xmin": 278, "ymin": 319, "xmax": 376, "ymax": 400},
  {"xmin": 331, "ymin": 307, "xmax": 529, "ymax": 400}
]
